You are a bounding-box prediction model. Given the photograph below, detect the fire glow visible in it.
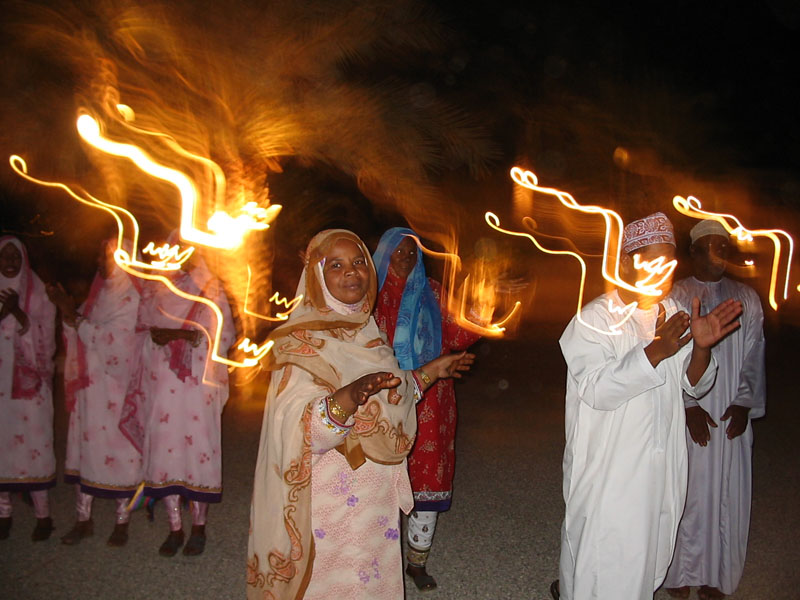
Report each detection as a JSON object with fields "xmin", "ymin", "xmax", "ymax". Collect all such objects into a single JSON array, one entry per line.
[{"xmin": 673, "ymin": 195, "xmax": 794, "ymax": 310}]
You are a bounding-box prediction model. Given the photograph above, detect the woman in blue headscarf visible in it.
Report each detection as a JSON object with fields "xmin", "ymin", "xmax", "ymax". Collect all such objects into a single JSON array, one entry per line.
[{"xmin": 373, "ymin": 228, "xmax": 481, "ymax": 592}]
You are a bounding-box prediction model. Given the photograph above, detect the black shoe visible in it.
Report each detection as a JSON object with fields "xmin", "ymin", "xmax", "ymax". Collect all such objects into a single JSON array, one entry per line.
[
  {"xmin": 61, "ymin": 519, "xmax": 93, "ymax": 545},
  {"xmin": 549, "ymin": 579, "xmax": 560, "ymax": 600},
  {"xmin": 158, "ymin": 529, "xmax": 184, "ymax": 557},
  {"xmin": 107, "ymin": 522, "xmax": 129, "ymax": 547},
  {"xmin": 406, "ymin": 563, "xmax": 438, "ymax": 592},
  {"xmin": 0, "ymin": 517, "xmax": 11, "ymax": 540},
  {"xmin": 182, "ymin": 525, "xmax": 206, "ymax": 556},
  {"xmin": 32, "ymin": 517, "xmax": 54, "ymax": 542}
]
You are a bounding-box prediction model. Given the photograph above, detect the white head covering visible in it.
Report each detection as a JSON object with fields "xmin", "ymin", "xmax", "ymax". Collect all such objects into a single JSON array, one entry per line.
[{"xmin": 690, "ymin": 219, "xmax": 729, "ymax": 244}]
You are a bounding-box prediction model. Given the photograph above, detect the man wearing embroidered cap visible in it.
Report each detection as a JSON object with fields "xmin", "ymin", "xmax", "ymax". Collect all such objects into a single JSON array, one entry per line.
[
  {"xmin": 664, "ymin": 220, "xmax": 766, "ymax": 600},
  {"xmin": 551, "ymin": 213, "xmax": 743, "ymax": 600}
]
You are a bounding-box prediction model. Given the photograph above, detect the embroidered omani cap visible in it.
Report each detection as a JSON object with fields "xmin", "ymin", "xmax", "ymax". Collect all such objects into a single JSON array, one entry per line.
[{"xmin": 622, "ymin": 212, "xmax": 676, "ymax": 254}]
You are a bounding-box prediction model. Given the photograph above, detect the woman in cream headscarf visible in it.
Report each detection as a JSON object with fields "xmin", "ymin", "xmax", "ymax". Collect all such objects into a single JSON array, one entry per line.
[{"xmin": 247, "ymin": 230, "xmax": 473, "ymax": 599}]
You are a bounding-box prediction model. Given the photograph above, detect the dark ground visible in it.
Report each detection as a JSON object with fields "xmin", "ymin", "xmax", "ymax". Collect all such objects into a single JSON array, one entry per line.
[{"xmin": 1, "ymin": 317, "xmax": 798, "ymax": 599}]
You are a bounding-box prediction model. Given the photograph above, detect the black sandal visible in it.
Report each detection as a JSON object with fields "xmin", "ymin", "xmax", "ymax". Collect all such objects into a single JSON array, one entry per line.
[
  {"xmin": 107, "ymin": 523, "xmax": 129, "ymax": 547},
  {"xmin": 549, "ymin": 579, "xmax": 560, "ymax": 599},
  {"xmin": 32, "ymin": 517, "xmax": 54, "ymax": 542},
  {"xmin": 406, "ymin": 564, "xmax": 437, "ymax": 592},
  {"xmin": 182, "ymin": 525, "xmax": 206, "ymax": 556},
  {"xmin": 0, "ymin": 517, "xmax": 11, "ymax": 540},
  {"xmin": 61, "ymin": 519, "xmax": 93, "ymax": 545},
  {"xmin": 158, "ymin": 529, "xmax": 184, "ymax": 557}
]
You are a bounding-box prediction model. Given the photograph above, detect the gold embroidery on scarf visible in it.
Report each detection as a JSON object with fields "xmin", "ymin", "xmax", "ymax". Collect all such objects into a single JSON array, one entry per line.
[
  {"xmin": 279, "ymin": 330, "xmax": 324, "ymax": 357},
  {"xmin": 264, "ymin": 403, "xmax": 314, "ymax": 588},
  {"xmin": 246, "ymin": 553, "xmax": 267, "ymax": 588},
  {"xmin": 353, "ymin": 399, "xmax": 414, "ymax": 455},
  {"xmin": 365, "ymin": 337, "xmax": 385, "ymax": 348}
]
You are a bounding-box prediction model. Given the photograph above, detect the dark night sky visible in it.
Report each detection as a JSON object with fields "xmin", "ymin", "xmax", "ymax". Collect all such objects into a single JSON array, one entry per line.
[
  {"xmin": 2, "ymin": 0, "xmax": 799, "ymax": 292},
  {"xmin": 432, "ymin": 0, "xmax": 800, "ymax": 172}
]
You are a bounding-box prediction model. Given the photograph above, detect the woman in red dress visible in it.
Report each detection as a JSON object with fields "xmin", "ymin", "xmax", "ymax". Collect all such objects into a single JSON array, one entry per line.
[{"xmin": 373, "ymin": 228, "xmax": 481, "ymax": 591}]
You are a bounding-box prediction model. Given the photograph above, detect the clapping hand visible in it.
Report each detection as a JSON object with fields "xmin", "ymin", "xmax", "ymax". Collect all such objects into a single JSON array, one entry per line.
[
  {"xmin": 0, "ymin": 288, "xmax": 29, "ymax": 334},
  {"xmin": 0, "ymin": 288, "xmax": 19, "ymax": 318},
  {"xmin": 644, "ymin": 304, "xmax": 691, "ymax": 366},
  {"xmin": 690, "ymin": 297, "xmax": 742, "ymax": 350},
  {"xmin": 345, "ymin": 372, "xmax": 402, "ymax": 407}
]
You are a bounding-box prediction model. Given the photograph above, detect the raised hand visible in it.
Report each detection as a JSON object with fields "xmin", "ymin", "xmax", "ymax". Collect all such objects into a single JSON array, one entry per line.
[
  {"xmin": 0, "ymin": 288, "xmax": 29, "ymax": 334},
  {"xmin": 690, "ymin": 297, "xmax": 742, "ymax": 350},
  {"xmin": 686, "ymin": 405, "xmax": 717, "ymax": 446},
  {"xmin": 644, "ymin": 303, "xmax": 691, "ymax": 367},
  {"xmin": 720, "ymin": 404, "xmax": 750, "ymax": 440},
  {"xmin": 422, "ymin": 352, "xmax": 475, "ymax": 381},
  {"xmin": 348, "ymin": 371, "xmax": 402, "ymax": 406}
]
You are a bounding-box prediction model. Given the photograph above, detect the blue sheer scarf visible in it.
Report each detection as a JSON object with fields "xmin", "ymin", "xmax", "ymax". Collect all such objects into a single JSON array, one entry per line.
[{"xmin": 373, "ymin": 228, "xmax": 442, "ymax": 369}]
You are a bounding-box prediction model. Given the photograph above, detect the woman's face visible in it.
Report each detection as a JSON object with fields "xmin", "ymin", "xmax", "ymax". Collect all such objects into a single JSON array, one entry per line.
[
  {"xmin": 0, "ymin": 243, "xmax": 22, "ymax": 279},
  {"xmin": 322, "ymin": 239, "xmax": 370, "ymax": 304},
  {"xmin": 389, "ymin": 236, "xmax": 418, "ymax": 279}
]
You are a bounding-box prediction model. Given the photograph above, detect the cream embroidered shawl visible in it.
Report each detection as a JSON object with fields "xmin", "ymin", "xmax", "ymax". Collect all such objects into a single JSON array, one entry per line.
[{"xmin": 247, "ymin": 230, "xmax": 417, "ymax": 600}]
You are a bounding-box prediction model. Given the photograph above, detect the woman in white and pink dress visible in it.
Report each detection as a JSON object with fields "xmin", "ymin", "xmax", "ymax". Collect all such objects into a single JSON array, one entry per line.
[
  {"xmin": 122, "ymin": 248, "xmax": 234, "ymax": 557},
  {"xmin": 48, "ymin": 239, "xmax": 143, "ymax": 547},
  {"xmin": 247, "ymin": 229, "xmax": 473, "ymax": 600},
  {"xmin": 0, "ymin": 236, "xmax": 56, "ymax": 542}
]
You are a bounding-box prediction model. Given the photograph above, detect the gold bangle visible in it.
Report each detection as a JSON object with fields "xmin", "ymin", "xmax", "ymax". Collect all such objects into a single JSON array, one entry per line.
[
  {"xmin": 417, "ymin": 369, "xmax": 431, "ymax": 386},
  {"xmin": 327, "ymin": 395, "xmax": 350, "ymax": 423}
]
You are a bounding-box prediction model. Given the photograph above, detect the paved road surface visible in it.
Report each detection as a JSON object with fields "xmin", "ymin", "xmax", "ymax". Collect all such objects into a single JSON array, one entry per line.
[{"xmin": 2, "ymin": 321, "xmax": 798, "ymax": 599}]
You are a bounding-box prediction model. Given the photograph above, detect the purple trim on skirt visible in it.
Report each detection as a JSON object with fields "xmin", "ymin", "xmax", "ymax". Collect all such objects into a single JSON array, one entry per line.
[
  {"xmin": 0, "ymin": 478, "xmax": 56, "ymax": 492},
  {"xmin": 144, "ymin": 484, "xmax": 221, "ymax": 504},
  {"xmin": 63, "ymin": 474, "xmax": 137, "ymax": 499},
  {"xmin": 413, "ymin": 498, "xmax": 451, "ymax": 512}
]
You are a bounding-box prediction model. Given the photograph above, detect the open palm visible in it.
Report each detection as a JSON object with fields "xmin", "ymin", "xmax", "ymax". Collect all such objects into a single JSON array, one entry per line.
[{"xmin": 690, "ymin": 297, "xmax": 742, "ymax": 349}]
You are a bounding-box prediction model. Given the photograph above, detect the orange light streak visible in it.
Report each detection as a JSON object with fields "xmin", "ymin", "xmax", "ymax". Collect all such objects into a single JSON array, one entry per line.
[
  {"xmin": 508, "ymin": 167, "xmax": 674, "ymax": 298},
  {"xmin": 142, "ymin": 241, "xmax": 194, "ymax": 270},
  {"xmin": 9, "ymin": 155, "xmax": 272, "ymax": 369},
  {"xmin": 672, "ymin": 195, "xmax": 794, "ymax": 310},
  {"xmin": 399, "ymin": 234, "xmax": 520, "ymax": 337},
  {"xmin": 242, "ymin": 265, "xmax": 303, "ymax": 322},
  {"xmin": 487, "ymin": 168, "xmax": 678, "ymax": 335},
  {"xmin": 76, "ymin": 112, "xmax": 279, "ymax": 250}
]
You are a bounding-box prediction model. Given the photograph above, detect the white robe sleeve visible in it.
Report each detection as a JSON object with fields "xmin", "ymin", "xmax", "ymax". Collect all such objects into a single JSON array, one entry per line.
[
  {"xmin": 680, "ymin": 349, "xmax": 718, "ymax": 399},
  {"xmin": 560, "ymin": 317, "xmax": 666, "ymax": 411},
  {"xmin": 732, "ymin": 288, "xmax": 766, "ymax": 419}
]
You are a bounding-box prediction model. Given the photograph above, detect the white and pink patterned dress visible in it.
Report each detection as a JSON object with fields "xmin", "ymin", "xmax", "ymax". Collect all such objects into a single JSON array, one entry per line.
[
  {"xmin": 63, "ymin": 267, "xmax": 143, "ymax": 497},
  {"xmin": 122, "ymin": 264, "xmax": 234, "ymax": 503},
  {"xmin": 0, "ymin": 237, "xmax": 56, "ymax": 493}
]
